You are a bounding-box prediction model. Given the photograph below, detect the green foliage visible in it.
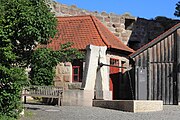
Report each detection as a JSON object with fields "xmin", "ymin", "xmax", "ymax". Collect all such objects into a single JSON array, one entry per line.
[
  {"xmin": 0, "ymin": 0, "xmax": 57, "ymax": 118},
  {"xmin": 175, "ymin": 1, "xmax": 180, "ymax": 17},
  {"xmin": 0, "ymin": 66, "xmax": 27, "ymax": 118},
  {"xmin": 30, "ymin": 42, "xmax": 84, "ymax": 86},
  {"xmin": 54, "ymin": 42, "xmax": 84, "ymax": 62},
  {"xmin": 30, "ymin": 48, "xmax": 56, "ymax": 85},
  {"xmin": 0, "ymin": 0, "xmax": 57, "ymax": 67},
  {"xmin": 0, "ymin": 115, "xmax": 16, "ymax": 120}
]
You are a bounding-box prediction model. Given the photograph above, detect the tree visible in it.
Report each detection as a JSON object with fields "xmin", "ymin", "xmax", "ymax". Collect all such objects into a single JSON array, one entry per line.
[
  {"xmin": 30, "ymin": 42, "xmax": 84, "ymax": 86},
  {"xmin": 0, "ymin": 0, "xmax": 57, "ymax": 118},
  {"xmin": 30, "ymin": 48, "xmax": 57, "ymax": 86},
  {"xmin": 0, "ymin": 0, "xmax": 57, "ymax": 66},
  {"xmin": 174, "ymin": 1, "xmax": 180, "ymax": 17}
]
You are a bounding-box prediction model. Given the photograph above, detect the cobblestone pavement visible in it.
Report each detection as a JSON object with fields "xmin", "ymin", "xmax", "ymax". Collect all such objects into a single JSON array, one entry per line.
[{"xmin": 21, "ymin": 104, "xmax": 180, "ymax": 120}]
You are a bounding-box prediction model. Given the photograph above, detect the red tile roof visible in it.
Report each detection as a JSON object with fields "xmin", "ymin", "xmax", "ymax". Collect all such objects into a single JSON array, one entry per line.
[{"xmin": 47, "ymin": 15, "xmax": 134, "ymax": 53}]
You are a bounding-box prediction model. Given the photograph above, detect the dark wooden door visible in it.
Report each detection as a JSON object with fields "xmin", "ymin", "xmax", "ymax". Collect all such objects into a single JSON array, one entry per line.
[{"xmin": 110, "ymin": 58, "xmax": 120, "ymax": 99}]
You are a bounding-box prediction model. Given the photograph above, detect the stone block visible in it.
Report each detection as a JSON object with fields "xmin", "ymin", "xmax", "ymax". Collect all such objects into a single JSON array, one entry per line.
[
  {"xmin": 54, "ymin": 75, "xmax": 63, "ymax": 81},
  {"xmin": 62, "ymin": 90, "xmax": 94, "ymax": 106},
  {"xmin": 104, "ymin": 17, "xmax": 110, "ymax": 22},
  {"xmin": 120, "ymin": 24, "xmax": 125, "ymax": 29},
  {"xmin": 122, "ymin": 13, "xmax": 136, "ymax": 20},
  {"xmin": 63, "ymin": 75, "xmax": 70, "ymax": 82},
  {"xmin": 69, "ymin": 9, "xmax": 77, "ymax": 15},
  {"xmin": 94, "ymin": 90, "xmax": 112, "ymax": 100},
  {"xmin": 61, "ymin": 7, "xmax": 69, "ymax": 14},
  {"xmin": 54, "ymin": 81, "xmax": 64, "ymax": 87},
  {"xmin": 114, "ymin": 33, "xmax": 120, "ymax": 37},
  {"xmin": 111, "ymin": 17, "xmax": 120, "ymax": 23},
  {"xmin": 106, "ymin": 23, "xmax": 112, "ymax": 27},
  {"xmin": 91, "ymin": 11, "xmax": 98, "ymax": 16},
  {"xmin": 62, "ymin": 90, "xmax": 112, "ymax": 106},
  {"xmin": 55, "ymin": 13, "xmax": 62, "ymax": 17},
  {"xmin": 96, "ymin": 16, "xmax": 104, "ymax": 22},
  {"xmin": 54, "ymin": 81, "xmax": 69, "ymax": 90},
  {"xmin": 109, "ymin": 12, "xmax": 118, "ymax": 17},
  {"xmin": 113, "ymin": 23, "xmax": 121, "ymax": 27},
  {"xmin": 65, "ymin": 62, "xmax": 71, "ymax": 66},
  {"xmin": 122, "ymin": 40, "xmax": 128, "ymax": 45},
  {"xmin": 70, "ymin": 5, "xmax": 77, "ymax": 8},
  {"xmin": 79, "ymin": 10, "xmax": 89, "ymax": 15},
  {"xmin": 121, "ymin": 31, "xmax": 130, "ymax": 37},
  {"xmin": 68, "ymin": 83, "xmax": 82, "ymax": 89},
  {"xmin": 121, "ymin": 37, "xmax": 128, "ymax": 43},
  {"xmin": 61, "ymin": 4, "xmax": 68, "ymax": 8},
  {"xmin": 107, "ymin": 27, "xmax": 115, "ymax": 33},
  {"xmin": 101, "ymin": 11, "xmax": 109, "ymax": 16},
  {"xmin": 53, "ymin": 4, "xmax": 60, "ymax": 12},
  {"xmin": 134, "ymin": 101, "xmax": 163, "ymax": 112},
  {"xmin": 120, "ymin": 17, "xmax": 125, "ymax": 24},
  {"xmin": 115, "ymin": 28, "xmax": 123, "ymax": 32},
  {"xmin": 92, "ymin": 100, "xmax": 163, "ymax": 113}
]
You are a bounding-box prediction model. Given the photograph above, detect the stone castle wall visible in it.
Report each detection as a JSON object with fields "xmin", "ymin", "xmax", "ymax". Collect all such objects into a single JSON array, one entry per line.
[
  {"xmin": 128, "ymin": 18, "xmax": 165, "ymax": 50},
  {"xmin": 47, "ymin": 0, "xmax": 180, "ymax": 50},
  {"xmin": 128, "ymin": 17, "xmax": 180, "ymax": 50},
  {"xmin": 48, "ymin": 1, "xmax": 136, "ymax": 45}
]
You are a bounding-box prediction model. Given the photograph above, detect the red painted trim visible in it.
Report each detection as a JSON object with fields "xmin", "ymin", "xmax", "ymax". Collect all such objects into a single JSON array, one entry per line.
[
  {"xmin": 72, "ymin": 66, "xmax": 80, "ymax": 82},
  {"xmin": 109, "ymin": 58, "xmax": 119, "ymax": 100}
]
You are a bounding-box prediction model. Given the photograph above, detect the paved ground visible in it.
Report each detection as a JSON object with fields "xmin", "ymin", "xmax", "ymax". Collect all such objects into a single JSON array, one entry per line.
[{"xmin": 21, "ymin": 104, "xmax": 180, "ymax": 120}]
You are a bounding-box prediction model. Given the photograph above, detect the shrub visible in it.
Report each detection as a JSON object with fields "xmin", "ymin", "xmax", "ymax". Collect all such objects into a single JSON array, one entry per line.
[
  {"xmin": 0, "ymin": 66, "xmax": 27, "ymax": 118},
  {"xmin": 0, "ymin": 114, "xmax": 16, "ymax": 120}
]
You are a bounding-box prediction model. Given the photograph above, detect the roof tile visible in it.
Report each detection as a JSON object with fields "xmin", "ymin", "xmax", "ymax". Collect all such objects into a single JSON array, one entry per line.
[{"xmin": 47, "ymin": 15, "xmax": 134, "ymax": 53}]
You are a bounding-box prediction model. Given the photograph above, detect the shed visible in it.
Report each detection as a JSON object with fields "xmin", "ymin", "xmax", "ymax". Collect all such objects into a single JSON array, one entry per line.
[{"xmin": 130, "ymin": 23, "xmax": 180, "ymax": 105}]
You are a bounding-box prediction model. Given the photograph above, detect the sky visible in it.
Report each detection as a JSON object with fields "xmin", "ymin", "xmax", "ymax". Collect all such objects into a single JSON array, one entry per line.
[{"xmin": 56, "ymin": 0, "xmax": 179, "ymax": 19}]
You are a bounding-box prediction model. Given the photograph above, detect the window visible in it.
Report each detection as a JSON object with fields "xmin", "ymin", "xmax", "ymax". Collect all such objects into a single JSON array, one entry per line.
[
  {"xmin": 110, "ymin": 58, "xmax": 119, "ymax": 66},
  {"xmin": 72, "ymin": 59, "xmax": 83, "ymax": 82},
  {"xmin": 72, "ymin": 66, "xmax": 80, "ymax": 82}
]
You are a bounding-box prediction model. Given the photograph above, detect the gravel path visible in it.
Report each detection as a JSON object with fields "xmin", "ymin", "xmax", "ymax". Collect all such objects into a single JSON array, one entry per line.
[{"xmin": 21, "ymin": 104, "xmax": 180, "ymax": 120}]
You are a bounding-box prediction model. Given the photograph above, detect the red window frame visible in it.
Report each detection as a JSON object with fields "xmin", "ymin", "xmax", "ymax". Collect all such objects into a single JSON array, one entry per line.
[
  {"xmin": 110, "ymin": 58, "xmax": 119, "ymax": 66},
  {"xmin": 72, "ymin": 66, "xmax": 80, "ymax": 82}
]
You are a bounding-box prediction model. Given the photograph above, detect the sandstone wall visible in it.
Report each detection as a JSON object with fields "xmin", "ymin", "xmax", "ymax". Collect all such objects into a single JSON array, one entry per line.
[{"xmin": 54, "ymin": 62, "xmax": 72, "ymax": 89}]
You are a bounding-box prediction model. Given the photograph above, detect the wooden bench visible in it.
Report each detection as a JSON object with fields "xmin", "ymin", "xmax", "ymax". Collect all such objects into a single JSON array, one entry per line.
[{"xmin": 22, "ymin": 86, "xmax": 63, "ymax": 106}]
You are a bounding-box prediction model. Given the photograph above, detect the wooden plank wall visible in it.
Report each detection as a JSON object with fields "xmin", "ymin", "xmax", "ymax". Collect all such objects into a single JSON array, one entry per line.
[
  {"xmin": 134, "ymin": 32, "xmax": 176, "ymax": 104},
  {"xmin": 177, "ymin": 29, "xmax": 180, "ymax": 103}
]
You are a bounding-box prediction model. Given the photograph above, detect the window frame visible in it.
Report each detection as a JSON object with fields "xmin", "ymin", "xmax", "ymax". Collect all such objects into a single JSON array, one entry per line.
[{"xmin": 72, "ymin": 66, "xmax": 80, "ymax": 82}]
